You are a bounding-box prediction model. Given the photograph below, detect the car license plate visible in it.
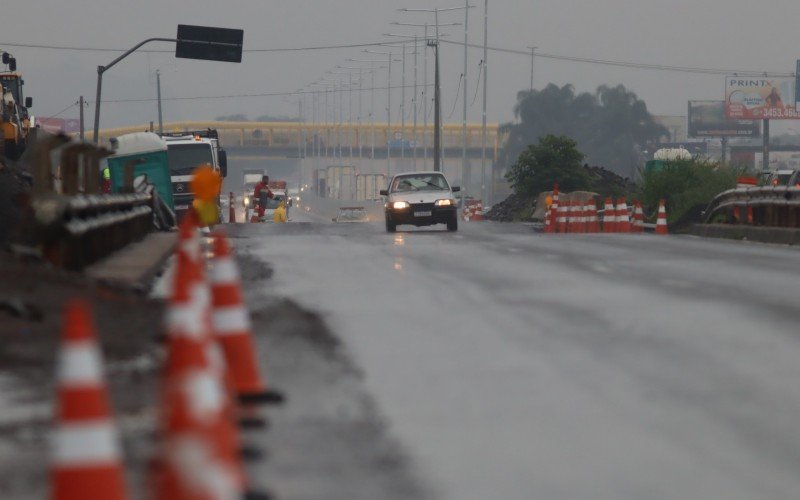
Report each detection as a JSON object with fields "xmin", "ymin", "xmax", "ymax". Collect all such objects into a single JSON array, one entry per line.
[{"xmin": 414, "ymin": 210, "xmax": 432, "ymax": 217}]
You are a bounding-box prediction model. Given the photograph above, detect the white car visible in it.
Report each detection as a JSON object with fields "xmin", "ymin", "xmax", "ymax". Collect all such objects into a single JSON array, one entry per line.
[{"xmin": 380, "ymin": 171, "xmax": 460, "ymax": 232}]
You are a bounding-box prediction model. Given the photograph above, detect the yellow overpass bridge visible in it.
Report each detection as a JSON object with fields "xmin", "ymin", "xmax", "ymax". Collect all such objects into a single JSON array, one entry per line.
[{"xmin": 97, "ymin": 120, "xmax": 506, "ymax": 159}]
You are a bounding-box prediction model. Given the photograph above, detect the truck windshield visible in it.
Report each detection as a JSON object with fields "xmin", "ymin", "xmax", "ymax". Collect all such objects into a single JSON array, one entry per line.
[{"xmin": 167, "ymin": 143, "xmax": 214, "ymax": 176}]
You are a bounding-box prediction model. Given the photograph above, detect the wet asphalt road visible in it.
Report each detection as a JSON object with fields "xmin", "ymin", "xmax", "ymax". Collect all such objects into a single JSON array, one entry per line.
[{"xmin": 229, "ymin": 217, "xmax": 800, "ymax": 500}]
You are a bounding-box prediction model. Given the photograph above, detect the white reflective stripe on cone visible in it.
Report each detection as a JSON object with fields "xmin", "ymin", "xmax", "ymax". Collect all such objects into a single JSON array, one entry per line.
[
  {"xmin": 53, "ymin": 421, "xmax": 121, "ymax": 465},
  {"xmin": 210, "ymin": 258, "xmax": 239, "ymax": 284},
  {"xmin": 166, "ymin": 304, "xmax": 206, "ymax": 338},
  {"xmin": 57, "ymin": 343, "xmax": 103, "ymax": 386},
  {"xmin": 171, "ymin": 436, "xmax": 240, "ymax": 499},
  {"xmin": 213, "ymin": 306, "xmax": 250, "ymax": 334},
  {"xmin": 183, "ymin": 370, "xmax": 225, "ymax": 422}
]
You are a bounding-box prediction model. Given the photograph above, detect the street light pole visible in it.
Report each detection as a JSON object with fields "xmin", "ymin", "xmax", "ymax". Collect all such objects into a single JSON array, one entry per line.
[
  {"xmin": 481, "ymin": 0, "xmax": 489, "ymax": 202},
  {"xmin": 156, "ymin": 69, "xmax": 164, "ymax": 134}
]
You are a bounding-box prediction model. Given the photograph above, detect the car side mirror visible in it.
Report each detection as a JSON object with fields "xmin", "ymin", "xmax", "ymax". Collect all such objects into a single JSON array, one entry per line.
[
  {"xmin": 452, "ymin": 186, "xmax": 461, "ymax": 192},
  {"xmin": 379, "ymin": 189, "xmax": 388, "ymax": 196},
  {"xmin": 25, "ymin": 97, "xmax": 32, "ymax": 108}
]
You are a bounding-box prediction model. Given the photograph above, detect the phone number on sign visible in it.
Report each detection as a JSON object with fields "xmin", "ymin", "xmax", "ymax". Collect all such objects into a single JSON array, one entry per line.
[{"xmin": 761, "ymin": 108, "xmax": 800, "ymax": 119}]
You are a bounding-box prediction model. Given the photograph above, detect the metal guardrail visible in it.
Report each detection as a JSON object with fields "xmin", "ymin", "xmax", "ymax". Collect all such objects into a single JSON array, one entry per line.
[
  {"xmin": 34, "ymin": 193, "xmax": 153, "ymax": 270},
  {"xmin": 22, "ymin": 133, "xmax": 156, "ymax": 270},
  {"xmin": 703, "ymin": 186, "xmax": 800, "ymax": 228}
]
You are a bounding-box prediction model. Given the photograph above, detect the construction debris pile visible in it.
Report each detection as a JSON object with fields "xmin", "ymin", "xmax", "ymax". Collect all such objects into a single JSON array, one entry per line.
[
  {"xmin": 486, "ymin": 164, "xmax": 636, "ymax": 222},
  {"xmin": 484, "ymin": 193, "xmax": 537, "ymax": 222},
  {"xmin": 584, "ymin": 164, "xmax": 635, "ymax": 196}
]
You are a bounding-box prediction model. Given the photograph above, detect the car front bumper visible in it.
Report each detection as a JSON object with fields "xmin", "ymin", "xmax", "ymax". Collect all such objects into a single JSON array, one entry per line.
[{"xmin": 386, "ymin": 204, "xmax": 456, "ymax": 226}]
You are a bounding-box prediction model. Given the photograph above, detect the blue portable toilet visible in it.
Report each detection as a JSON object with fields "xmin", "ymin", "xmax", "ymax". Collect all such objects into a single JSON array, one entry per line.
[{"xmin": 106, "ymin": 132, "xmax": 174, "ymax": 210}]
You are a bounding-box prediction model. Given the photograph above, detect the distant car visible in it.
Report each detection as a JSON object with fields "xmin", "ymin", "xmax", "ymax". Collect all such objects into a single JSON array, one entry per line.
[
  {"xmin": 332, "ymin": 206, "xmax": 369, "ymax": 223},
  {"xmin": 380, "ymin": 171, "xmax": 460, "ymax": 232},
  {"xmin": 767, "ymin": 169, "xmax": 797, "ymax": 187}
]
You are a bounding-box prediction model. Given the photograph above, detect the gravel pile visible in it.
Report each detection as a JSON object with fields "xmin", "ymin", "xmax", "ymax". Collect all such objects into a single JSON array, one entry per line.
[{"xmin": 485, "ymin": 193, "xmax": 537, "ymax": 222}]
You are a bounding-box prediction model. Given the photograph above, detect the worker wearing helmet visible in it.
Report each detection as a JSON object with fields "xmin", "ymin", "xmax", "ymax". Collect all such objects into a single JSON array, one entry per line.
[{"xmin": 253, "ymin": 175, "xmax": 274, "ymax": 218}]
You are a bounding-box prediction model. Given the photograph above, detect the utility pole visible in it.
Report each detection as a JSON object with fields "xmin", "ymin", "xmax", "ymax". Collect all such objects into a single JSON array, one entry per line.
[
  {"xmin": 763, "ymin": 119, "xmax": 770, "ymax": 170},
  {"xmin": 399, "ymin": 7, "xmax": 467, "ymax": 172},
  {"xmin": 481, "ymin": 0, "xmax": 489, "ymax": 202},
  {"xmin": 462, "ymin": 0, "xmax": 470, "ymax": 193},
  {"xmin": 79, "ymin": 96, "xmax": 85, "ymax": 141},
  {"xmin": 428, "ymin": 36, "xmax": 442, "ymax": 172},
  {"xmin": 528, "ymin": 46, "xmax": 537, "ymax": 92},
  {"xmin": 401, "ymin": 42, "xmax": 406, "ymax": 162},
  {"xmin": 156, "ymin": 69, "xmax": 164, "ymax": 135},
  {"xmin": 413, "ymin": 36, "xmax": 418, "ymax": 170},
  {"xmin": 424, "ymin": 24, "xmax": 428, "ymax": 169}
]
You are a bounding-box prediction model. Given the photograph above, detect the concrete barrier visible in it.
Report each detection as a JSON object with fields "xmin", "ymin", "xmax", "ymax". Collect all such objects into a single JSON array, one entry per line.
[{"xmin": 690, "ymin": 224, "xmax": 800, "ymax": 245}]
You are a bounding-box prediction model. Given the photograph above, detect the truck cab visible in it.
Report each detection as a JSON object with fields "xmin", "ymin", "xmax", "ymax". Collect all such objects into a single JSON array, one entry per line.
[{"xmin": 159, "ymin": 129, "xmax": 227, "ymax": 218}]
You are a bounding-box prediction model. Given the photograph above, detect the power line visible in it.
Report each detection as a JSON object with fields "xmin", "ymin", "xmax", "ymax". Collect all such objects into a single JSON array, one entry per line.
[
  {"xmin": 439, "ymin": 39, "xmax": 796, "ymax": 77},
  {"xmin": 0, "ymin": 39, "xmax": 417, "ymax": 54}
]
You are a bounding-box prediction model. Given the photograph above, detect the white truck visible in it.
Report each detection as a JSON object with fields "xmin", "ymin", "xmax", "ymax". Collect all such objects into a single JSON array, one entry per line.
[{"xmin": 159, "ymin": 129, "xmax": 228, "ymax": 218}]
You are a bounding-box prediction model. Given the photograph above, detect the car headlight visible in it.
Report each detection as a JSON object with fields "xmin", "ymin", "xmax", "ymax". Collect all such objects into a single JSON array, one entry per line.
[
  {"xmin": 392, "ymin": 201, "xmax": 410, "ymax": 209},
  {"xmin": 435, "ymin": 199, "xmax": 455, "ymax": 206},
  {"xmin": 244, "ymin": 197, "xmax": 251, "ymax": 206}
]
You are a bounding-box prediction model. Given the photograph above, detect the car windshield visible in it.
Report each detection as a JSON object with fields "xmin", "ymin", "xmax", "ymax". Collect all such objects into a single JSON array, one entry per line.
[{"xmin": 391, "ymin": 174, "xmax": 449, "ymax": 193}]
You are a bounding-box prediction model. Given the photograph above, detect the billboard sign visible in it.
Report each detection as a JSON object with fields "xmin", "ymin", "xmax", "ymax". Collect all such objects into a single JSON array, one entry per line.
[
  {"xmin": 688, "ymin": 100, "xmax": 760, "ymax": 137},
  {"xmin": 37, "ymin": 117, "xmax": 80, "ymax": 134},
  {"xmin": 725, "ymin": 77, "xmax": 799, "ymax": 120}
]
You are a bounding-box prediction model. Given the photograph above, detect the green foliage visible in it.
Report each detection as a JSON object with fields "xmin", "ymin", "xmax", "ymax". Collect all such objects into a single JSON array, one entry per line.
[
  {"xmin": 499, "ymin": 83, "xmax": 667, "ymax": 177},
  {"xmin": 505, "ymin": 135, "xmax": 591, "ymax": 196},
  {"xmin": 642, "ymin": 159, "xmax": 745, "ymax": 224}
]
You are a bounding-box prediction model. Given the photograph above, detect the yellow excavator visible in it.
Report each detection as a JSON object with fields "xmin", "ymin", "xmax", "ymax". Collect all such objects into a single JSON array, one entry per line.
[{"xmin": 0, "ymin": 52, "xmax": 34, "ymax": 160}]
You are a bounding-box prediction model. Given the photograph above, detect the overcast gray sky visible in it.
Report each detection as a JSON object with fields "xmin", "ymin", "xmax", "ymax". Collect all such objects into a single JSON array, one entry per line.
[{"xmin": 3, "ymin": 0, "xmax": 799, "ymax": 131}]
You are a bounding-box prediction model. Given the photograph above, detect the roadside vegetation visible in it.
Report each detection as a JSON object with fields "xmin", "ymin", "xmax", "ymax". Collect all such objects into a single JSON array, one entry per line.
[{"xmin": 641, "ymin": 159, "xmax": 745, "ymax": 226}]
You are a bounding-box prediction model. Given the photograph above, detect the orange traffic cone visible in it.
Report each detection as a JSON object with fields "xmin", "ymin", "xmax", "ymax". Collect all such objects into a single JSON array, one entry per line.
[
  {"xmin": 602, "ymin": 197, "xmax": 617, "ymax": 233},
  {"xmin": 154, "ymin": 253, "xmax": 268, "ymax": 500},
  {"xmin": 616, "ymin": 197, "xmax": 631, "ymax": 233},
  {"xmin": 544, "ymin": 205, "xmax": 552, "ymax": 234},
  {"xmin": 210, "ymin": 231, "xmax": 284, "ymax": 406},
  {"xmin": 568, "ymin": 200, "xmax": 578, "ymax": 233},
  {"xmin": 556, "ymin": 200, "xmax": 568, "ymax": 233},
  {"xmin": 51, "ymin": 300, "xmax": 128, "ymax": 500},
  {"xmin": 548, "ymin": 185, "xmax": 559, "ymax": 234},
  {"xmin": 632, "ymin": 200, "xmax": 644, "ymax": 233},
  {"xmin": 587, "ymin": 200, "xmax": 600, "ymax": 233},
  {"xmin": 656, "ymin": 199, "xmax": 669, "ymax": 235}
]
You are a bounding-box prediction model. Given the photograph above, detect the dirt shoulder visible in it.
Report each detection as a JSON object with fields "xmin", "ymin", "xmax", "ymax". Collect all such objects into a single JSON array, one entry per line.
[{"xmin": 0, "ymin": 236, "xmax": 431, "ymax": 499}]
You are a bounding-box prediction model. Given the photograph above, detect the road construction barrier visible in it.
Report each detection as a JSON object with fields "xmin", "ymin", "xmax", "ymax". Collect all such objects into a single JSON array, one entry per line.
[
  {"xmin": 703, "ymin": 186, "xmax": 800, "ymax": 228},
  {"xmin": 463, "ymin": 199, "xmax": 485, "ymax": 221},
  {"xmin": 228, "ymin": 191, "xmax": 237, "ymax": 223},
  {"xmin": 543, "ymin": 185, "xmax": 660, "ymax": 235}
]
